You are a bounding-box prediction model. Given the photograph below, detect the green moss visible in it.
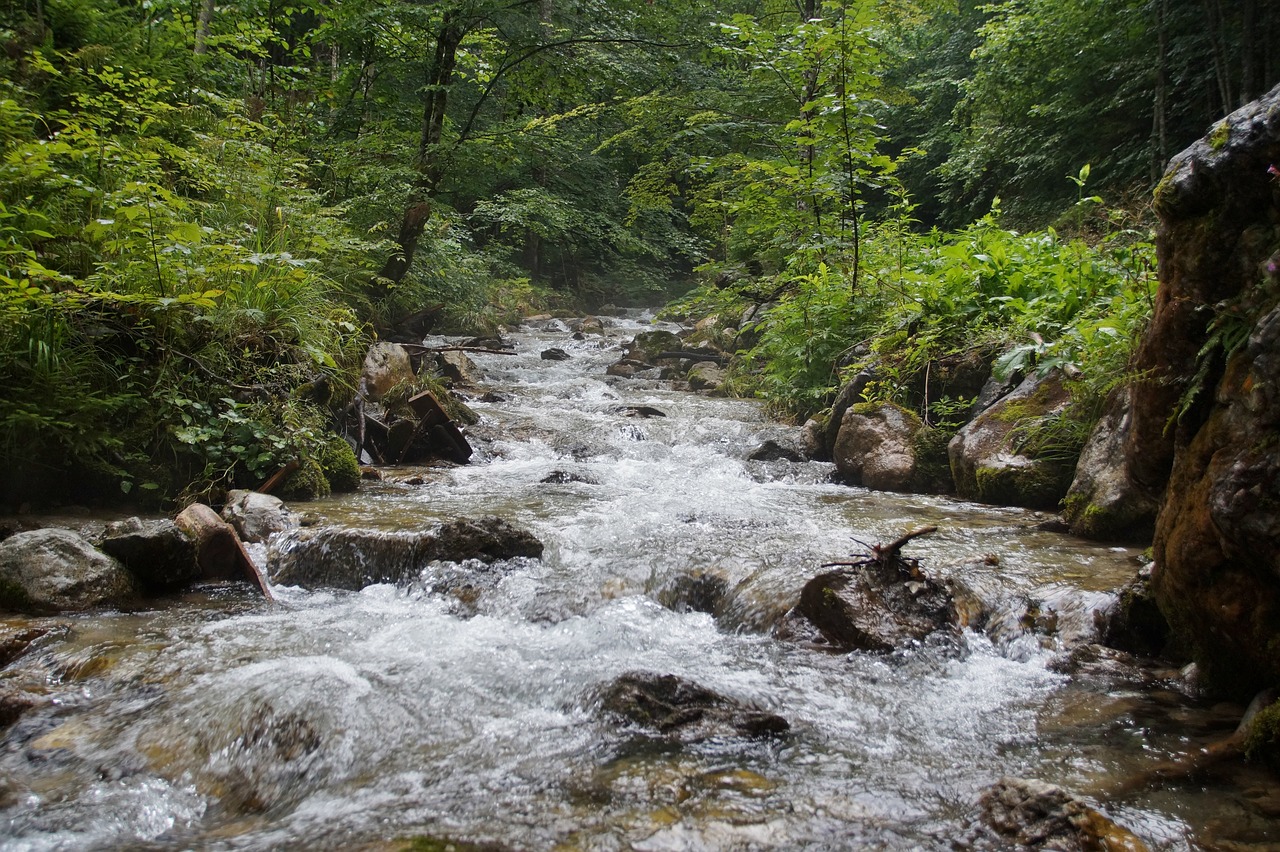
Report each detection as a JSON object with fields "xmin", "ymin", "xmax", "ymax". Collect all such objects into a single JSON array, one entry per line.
[
  {"xmin": 909, "ymin": 426, "xmax": 955, "ymax": 492},
  {"xmin": 1208, "ymin": 120, "xmax": 1230, "ymax": 151},
  {"xmin": 1245, "ymin": 701, "xmax": 1280, "ymax": 764},
  {"xmin": 0, "ymin": 575, "xmax": 33, "ymax": 612},
  {"xmin": 317, "ymin": 436, "xmax": 361, "ymax": 493},
  {"xmin": 278, "ymin": 458, "xmax": 331, "ymax": 501},
  {"xmin": 973, "ymin": 460, "xmax": 1070, "ymax": 510}
]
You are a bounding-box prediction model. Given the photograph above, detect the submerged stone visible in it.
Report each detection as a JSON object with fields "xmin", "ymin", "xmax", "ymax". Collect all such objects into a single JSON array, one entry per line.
[
  {"xmin": 594, "ymin": 671, "xmax": 789, "ymax": 742},
  {"xmin": 266, "ymin": 517, "xmax": 543, "ymax": 591}
]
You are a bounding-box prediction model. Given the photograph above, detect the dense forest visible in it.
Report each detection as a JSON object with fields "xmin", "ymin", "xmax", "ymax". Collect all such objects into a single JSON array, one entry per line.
[{"xmin": 1, "ymin": 0, "xmax": 1276, "ymax": 506}]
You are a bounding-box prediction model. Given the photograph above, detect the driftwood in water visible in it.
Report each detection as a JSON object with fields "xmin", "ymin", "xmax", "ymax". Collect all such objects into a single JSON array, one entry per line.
[{"xmin": 400, "ymin": 344, "xmax": 518, "ymax": 356}]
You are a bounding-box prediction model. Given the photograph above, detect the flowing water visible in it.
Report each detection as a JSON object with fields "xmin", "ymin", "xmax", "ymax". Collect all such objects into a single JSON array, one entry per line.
[{"xmin": 1, "ymin": 314, "xmax": 1275, "ymax": 850}]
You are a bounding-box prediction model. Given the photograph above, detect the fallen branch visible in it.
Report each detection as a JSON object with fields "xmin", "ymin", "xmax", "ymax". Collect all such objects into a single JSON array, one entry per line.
[
  {"xmin": 401, "ymin": 344, "xmax": 518, "ymax": 356},
  {"xmin": 654, "ymin": 350, "xmax": 730, "ymax": 365},
  {"xmin": 822, "ymin": 525, "xmax": 938, "ymax": 569}
]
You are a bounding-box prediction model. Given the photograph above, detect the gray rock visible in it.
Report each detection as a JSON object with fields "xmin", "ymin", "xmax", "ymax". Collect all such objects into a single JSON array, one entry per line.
[
  {"xmin": 266, "ymin": 517, "xmax": 543, "ymax": 591},
  {"xmin": 1063, "ymin": 387, "xmax": 1159, "ymax": 541},
  {"xmin": 361, "ymin": 342, "xmax": 414, "ymax": 401},
  {"xmin": 832, "ymin": 403, "xmax": 921, "ymax": 492},
  {"xmin": 221, "ymin": 490, "xmax": 295, "ymax": 544},
  {"xmin": 686, "ymin": 361, "xmax": 726, "ymax": 392},
  {"xmin": 434, "ymin": 350, "xmax": 482, "ymax": 385},
  {"xmin": 540, "ymin": 347, "xmax": 571, "ymax": 361},
  {"xmin": 0, "ymin": 528, "xmax": 135, "ymax": 612},
  {"xmin": 99, "ymin": 517, "xmax": 199, "ymax": 592}
]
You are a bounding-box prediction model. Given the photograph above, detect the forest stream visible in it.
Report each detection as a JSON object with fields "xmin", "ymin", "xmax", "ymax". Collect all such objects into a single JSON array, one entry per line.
[{"xmin": 1, "ymin": 313, "xmax": 1275, "ymax": 850}]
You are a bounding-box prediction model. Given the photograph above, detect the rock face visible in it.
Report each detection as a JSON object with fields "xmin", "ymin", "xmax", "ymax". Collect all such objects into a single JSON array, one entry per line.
[
  {"xmin": 98, "ymin": 517, "xmax": 200, "ymax": 593},
  {"xmin": 832, "ymin": 403, "xmax": 921, "ymax": 493},
  {"xmin": 796, "ymin": 554, "xmax": 956, "ymax": 652},
  {"xmin": 686, "ymin": 361, "xmax": 726, "ymax": 392},
  {"xmin": 0, "ymin": 528, "xmax": 135, "ymax": 612},
  {"xmin": 1063, "ymin": 388, "xmax": 1160, "ymax": 541},
  {"xmin": 594, "ymin": 671, "xmax": 789, "ymax": 742},
  {"xmin": 948, "ymin": 371, "xmax": 1074, "ymax": 510},
  {"xmin": 975, "ymin": 777, "xmax": 1149, "ymax": 851},
  {"xmin": 360, "ymin": 342, "xmax": 414, "ymax": 401},
  {"xmin": 266, "ymin": 517, "xmax": 543, "ymax": 590},
  {"xmin": 1137, "ymin": 82, "xmax": 1280, "ymax": 698}
]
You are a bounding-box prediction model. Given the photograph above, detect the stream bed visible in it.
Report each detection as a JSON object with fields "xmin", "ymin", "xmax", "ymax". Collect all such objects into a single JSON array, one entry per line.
[{"xmin": 1, "ymin": 313, "xmax": 1276, "ymax": 850}]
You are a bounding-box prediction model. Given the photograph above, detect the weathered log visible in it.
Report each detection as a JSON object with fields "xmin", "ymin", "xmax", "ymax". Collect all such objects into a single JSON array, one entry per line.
[
  {"xmin": 654, "ymin": 350, "xmax": 730, "ymax": 365},
  {"xmin": 821, "ymin": 525, "xmax": 937, "ymax": 570},
  {"xmin": 175, "ymin": 503, "xmax": 273, "ymax": 601}
]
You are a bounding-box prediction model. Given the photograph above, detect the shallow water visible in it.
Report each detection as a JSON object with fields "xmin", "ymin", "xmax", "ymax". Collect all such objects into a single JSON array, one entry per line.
[{"xmin": 0, "ymin": 314, "xmax": 1273, "ymax": 850}]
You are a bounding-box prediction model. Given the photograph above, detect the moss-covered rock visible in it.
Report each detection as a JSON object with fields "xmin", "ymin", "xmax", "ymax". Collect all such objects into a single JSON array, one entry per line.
[
  {"xmin": 1141, "ymin": 83, "xmax": 1280, "ymax": 699},
  {"xmin": 317, "ymin": 436, "xmax": 360, "ymax": 493},
  {"xmin": 948, "ymin": 370, "xmax": 1075, "ymax": 510},
  {"xmin": 278, "ymin": 458, "xmax": 331, "ymax": 501}
]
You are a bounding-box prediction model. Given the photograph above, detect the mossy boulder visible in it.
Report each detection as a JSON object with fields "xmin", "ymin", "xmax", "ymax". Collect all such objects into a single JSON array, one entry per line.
[
  {"xmin": 278, "ymin": 458, "xmax": 331, "ymax": 501},
  {"xmin": 1063, "ymin": 387, "xmax": 1160, "ymax": 542},
  {"xmin": 317, "ymin": 436, "xmax": 361, "ymax": 493},
  {"xmin": 1140, "ymin": 82, "xmax": 1280, "ymax": 699},
  {"xmin": 621, "ymin": 330, "xmax": 682, "ymax": 365},
  {"xmin": 948, "ymin": 370, "xmax": 1075, "ymax": 510}
]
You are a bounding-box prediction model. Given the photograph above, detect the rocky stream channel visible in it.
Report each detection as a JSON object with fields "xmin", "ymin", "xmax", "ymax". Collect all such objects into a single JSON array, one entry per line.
[{"xmin": 1, "ymin": 313, "xmax": 1278, "ymax": 850}]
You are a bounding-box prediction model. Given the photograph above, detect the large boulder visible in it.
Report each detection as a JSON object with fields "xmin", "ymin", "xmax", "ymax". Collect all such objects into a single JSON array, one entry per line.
[
  {"xmin": 0, "ymin": 529, "xmax": 135, "ymax": 612},
  {"xmin": 948, "ymin": 370, "xmax": 1075, "ymax": 510},
  {"xmin": 686, "ymin": 360, "xmax": 726, "ymax": 393},
  {"xmin": 832, "ymin": 402, "xmax": 921, "ymax": 493},
  {"xmin": 1139, "ymin": 83, "xmax": 1280, "ymax": 698},
  {"xmin": 593, "ymin": 671, "xmax": 789, "ymax": 742},
  {"xmin": 1063, "ymin": 387, "xmax": 1160, "ymax": 541},
  {"xmin": 98, "ymin": 517, "xmax": 200, "ymax": 592},
  {"xmin": 361, "ymin": 342, "xmax": 414, "ymax": 401},
  {"xmin": 266, "ymin": 517, "xmax": 543, "ymax": 591},
  {"xmin": 622, "ymin": 330, "xmax": 682, "ymax": 365}
]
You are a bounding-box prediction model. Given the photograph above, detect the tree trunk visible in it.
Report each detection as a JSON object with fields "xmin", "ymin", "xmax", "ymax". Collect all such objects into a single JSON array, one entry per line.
[
  {"xmin": 1151, "ymin": 0, "xmax": 1170, "ymax": 179},
  {"xmin": 194, "ymin": 0, "xmax": 215, "ymax": 54},
  {"xmin": 377, "ymin": 13, "xmax": 465, "ymax": 284}
]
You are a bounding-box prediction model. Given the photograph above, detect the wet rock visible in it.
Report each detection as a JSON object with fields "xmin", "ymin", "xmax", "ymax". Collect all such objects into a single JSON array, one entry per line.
[
  {"xmin": 540, "ymin": 470, "xmax": 598, "ymax": 485},
  {"xmin": 420, "ymin": 557, "xmax": 535, "ymax": 617},
  {"xmin": 605, "ymin": 359, "xmax": 647, "ymax": 378},
  {"xmin": 623, "ymin": 330, "xmax": 683, "ymax": 365},
  {"xmin": 266, "ymin": 517, "xmax": 543, "ymax": 591},
  {"xmin": 796, "ymin": 558, "xmax": 956, "ymax": 653},
  {"xmin": 0, "ymin": 528, "xmax": 136, "ymax": 612},
  {"xmin": 594, "ymin": 671, "xmax": 789, "ymax": 742},
  {"xmin": 747, "ymin": 439, "xmax": 806, "ymax": 463},
  {"xmin": 221, "ymin": 490, "xmax": 296, "ymax": 544},
  {"xmin": 1099, "ymin": 567, "xmax": 1171, "ymax": 658},
  {"xmin": 948, "ymin": 370, "xmax": 1075, "ymax": 510},
  {"xmin": 361, "ymin": 342, "xmax": 414, "ymax": 401},
  {"xmin": 613, "ymin": 405, "xmax": 667, "ymax": 418},
  {"xmin": 1142, "ymin": 83, "xmax": 1280, "ymax": 698},
  {"xmin": 541, "ymin": 347, "xmax": 571, "ymax": 361},
  {"xmin": 0, "ymin": 686, "xmax": 44, "ymax": 730},
  {"xmin": 1063, "ymin": 387, "xmax": 1159, "ymax": 542},
  {"xmin": 656, "ymin": 569, "xmax": 730, "ymax": 615},
  {"xmin": 832, "ymin": 403, "xmax": 922, "ymax": 493},
  {"xmin": 0, "ymin": 624, "xmax": 51, "ymax": 667},
  {"xmin": 686, "ymin": 361, "xmax": 726, "ymax": 393},
  {"xmin": 98, "ymin": 517, "xmax": 200, "ymax": 592},
  {"xmin": 434, "ymin": 350, "xmax": 482, "ymax": 385},
  {"xmin": 570, "ymin": 316, "xmax": 604, "ymax": 334},
  {"xmin": 974, "ymin": 776, "xmax": 1150, "ymax": 851}
]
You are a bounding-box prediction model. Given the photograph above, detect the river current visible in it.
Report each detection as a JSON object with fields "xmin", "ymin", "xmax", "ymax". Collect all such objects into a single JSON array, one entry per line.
[{"xmin": 0, "ymin": 313, "xmax": 1272, "ymax": 850}]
